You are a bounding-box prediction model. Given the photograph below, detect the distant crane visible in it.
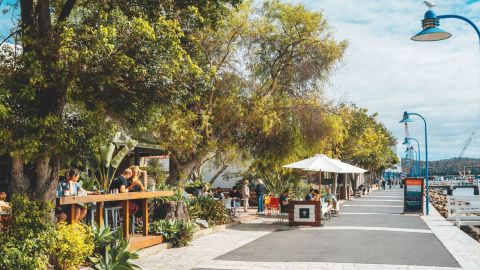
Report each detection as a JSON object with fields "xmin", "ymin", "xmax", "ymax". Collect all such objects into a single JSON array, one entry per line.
[{"xmin": 457, "ymin": 131, "xmax": 475, "ymax": 158}]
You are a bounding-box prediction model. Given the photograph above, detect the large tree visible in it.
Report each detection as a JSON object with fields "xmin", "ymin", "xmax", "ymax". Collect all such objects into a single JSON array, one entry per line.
[
  {"xmin": 0, "ymin": 0, "xmax": 240, "ymax": 201},
  {"xmin": 141, "ymin": 0, "xmax": 348, "ymax": 184}
]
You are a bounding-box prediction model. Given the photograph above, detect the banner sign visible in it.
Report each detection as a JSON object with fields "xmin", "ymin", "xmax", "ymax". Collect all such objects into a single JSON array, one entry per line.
[{"xmin": 404, "ymin": 178, "xmax": 424, "ymax": 213}]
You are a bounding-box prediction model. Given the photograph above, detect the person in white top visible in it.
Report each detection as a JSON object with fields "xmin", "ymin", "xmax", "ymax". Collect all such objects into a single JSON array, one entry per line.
[{"xmin": 242, "ymin": 180, "xmax": 250, "ymax": 212}]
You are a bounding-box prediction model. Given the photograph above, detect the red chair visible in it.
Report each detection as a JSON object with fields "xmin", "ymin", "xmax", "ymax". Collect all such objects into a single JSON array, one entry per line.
[{"xmin": 268, "ymin": 197, "xmax": 280, "ymax": 215}]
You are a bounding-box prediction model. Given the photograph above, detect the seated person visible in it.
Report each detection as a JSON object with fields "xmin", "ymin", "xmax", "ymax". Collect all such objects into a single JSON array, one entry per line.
[
  {"xmin": 228, "ymin": 187, "xmax": 242, "ymax": 207},
  {"xmin": 313, "ymin": 189, "xmax": 321, "ymax": 201},
  {"xmin": 305, "ymin": 188, "xmax": 315, "ymax": 201},
  {"xmin": 109, "ymin": 169, "xmax": 139, "ymax": 216},
  {"xmin": 280, "ymin": 189, "xmax": 289, "ymax": 213},
  {"xmin": 56, "ymin": 168, "xmax": 96, "ymax": 222},
  {"xmin": 213, "ymin": 187, "xmax": 225, "ymax": 200},
  {"xmin": 127, "ymin": 166, "xmax": 145, "ymax": 192},
  {"xmin": 194, "ymin": 186, "xmax": 204, "ymax": 197},
  {"xmin": 323, "ymin": 187, "xmax": 337, "ymax": 212}
]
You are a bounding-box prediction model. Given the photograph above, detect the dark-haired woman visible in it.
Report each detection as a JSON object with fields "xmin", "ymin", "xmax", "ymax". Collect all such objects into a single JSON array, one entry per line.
[{"xmin": 55, "ymin": 169, "xmax": 95, "ymax": 222}]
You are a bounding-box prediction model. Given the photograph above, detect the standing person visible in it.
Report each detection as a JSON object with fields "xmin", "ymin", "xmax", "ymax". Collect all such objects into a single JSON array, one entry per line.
[
  {"xmin": 388, "ymin": 179, "xmax": 392, "ymax": 189},
  {"xmin": 256, "ymin": 179, "xmax": 266, "ymax": 214},
  {"xmin": 280, "ymin": 189, "xmax": 289, "ymax": 213},
  {"xmin": 381, "ymin": 179, "xmax": 386, "ymax": 190},
  {"xmin": 242, "ymin": 180, "xmax": 250, "ymax": 212}
]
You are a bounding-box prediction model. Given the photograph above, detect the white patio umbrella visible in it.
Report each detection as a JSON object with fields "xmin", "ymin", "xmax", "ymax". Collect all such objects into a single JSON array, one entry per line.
[
  {"xmin": 282, "ymin": 154, "xmax": 343, "ymax": 173},
  {"xmin": 282, "ymin": 154, "xmax": 367, "ymax": 193}
]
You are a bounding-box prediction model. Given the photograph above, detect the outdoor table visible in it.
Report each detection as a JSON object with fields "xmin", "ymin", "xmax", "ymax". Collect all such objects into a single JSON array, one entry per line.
[{"xmin": 57, "ymin": 191, "xmax": 173, "ymax": 250}]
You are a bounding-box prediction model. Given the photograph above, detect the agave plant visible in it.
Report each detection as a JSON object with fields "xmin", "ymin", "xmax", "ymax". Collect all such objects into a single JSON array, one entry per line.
[
  {"xmin": 92, "ymin": 223, "xmax": 115, "ymax": 254},
  {"xmin": 90, "ymin": 132, "xmax": 138, "ymax": 191},
  {"xmin": 90, "ymin": 230, "xmax": 141, "ymax": 270}
]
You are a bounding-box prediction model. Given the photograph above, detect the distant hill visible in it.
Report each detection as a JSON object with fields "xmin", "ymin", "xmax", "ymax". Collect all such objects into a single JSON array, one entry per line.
[{"xmin": 401, "ymin": 157, "xmax": 480, "ymax": 176}]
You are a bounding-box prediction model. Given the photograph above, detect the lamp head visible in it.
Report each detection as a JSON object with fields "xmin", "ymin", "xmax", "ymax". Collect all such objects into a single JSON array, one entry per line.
[
  {"xmin": 402, "ymin": 138, "xmax": 410, "ymax": 145},
  {"xmin": 399, "ymin": 111, "xmax": 414, "ymax": 123},
  {"xmin": 411, "ymin": 10, "xmax": 452, "ymax": 41}
]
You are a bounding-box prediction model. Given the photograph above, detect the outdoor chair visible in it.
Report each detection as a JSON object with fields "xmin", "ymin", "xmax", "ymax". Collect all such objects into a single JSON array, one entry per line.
[
  {"xmin": 222, "ymin": 198, "xmax": 236, "ymax": 217},
  {"xmin": 321, "ymin": 198, "xmax": 330, "ymax": 221},
  {"xmin": 264, "ymin": 196, "xmax": 272, "ymax": 214},
  {"xmin": 329, "ymin": 202, "xmax": 340, "ymax": 217},
  {"xmin": 268, "ymin": 197, "xmax": 280, "ymax": 215}
]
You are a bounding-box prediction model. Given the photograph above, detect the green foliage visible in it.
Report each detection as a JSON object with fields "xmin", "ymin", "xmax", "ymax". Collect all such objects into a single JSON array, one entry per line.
[
  {"xmin": 254, "ymin": 165, "xmax": 312, "ymax": 199},
  {"xmin": 0, "ymin": 194, "xmax": 56, "ymax": 270},
  {"xmin": 89, "ymin": 229, "xmax": 140, "ymax": 270},
  {"xmin": 51, "ymin": 222, "xmax": 95, "ymax": 270},
  {"xmin": 92, "ymin": 223, "xmax": 116, "ymax": 254},
  {"xmin": 149, "ymin": 219, "xmax": 196, "ymax": 247},
  {"xmin": 188, "ymin": 197, "xmax": 232, "ymax": 225},
  {"xmin": 90, "ymin": 133, "xmax": 138, "ymax": 191},
  {"xmin": 146, "ymin": 159, "xmax": 168, "ymax": 189}
]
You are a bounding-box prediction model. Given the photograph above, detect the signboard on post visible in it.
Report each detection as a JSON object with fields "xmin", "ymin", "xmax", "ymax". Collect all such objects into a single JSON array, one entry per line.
[
  {"xmin": 288, "ymin": 201, "xmax": 321, "ymax": 226},
  {"xmin": 403, "ymin": 178, "xmax": 424, "ymax": 213}
]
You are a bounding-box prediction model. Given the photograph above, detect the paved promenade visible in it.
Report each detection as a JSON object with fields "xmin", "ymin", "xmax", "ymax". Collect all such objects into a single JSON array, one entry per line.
[{"xmin": 136, "ymin": 187, "xmax": 480, "ymax": 270}]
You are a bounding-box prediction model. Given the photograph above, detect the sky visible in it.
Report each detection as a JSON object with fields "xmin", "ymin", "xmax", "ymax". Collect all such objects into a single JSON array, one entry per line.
[
  {"xmin": 293, "ymin": 0, "xmax": 480, "ymax": 161},
  {"xmin": 1, "ymin": 0, "xmax": 479, "ymax": 161}
]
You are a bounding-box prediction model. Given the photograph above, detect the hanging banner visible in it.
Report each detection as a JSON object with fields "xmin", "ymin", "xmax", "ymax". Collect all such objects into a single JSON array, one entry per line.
[{"xmin": 404, "ymin": 178, "xmax": 424, "ymax": 213}]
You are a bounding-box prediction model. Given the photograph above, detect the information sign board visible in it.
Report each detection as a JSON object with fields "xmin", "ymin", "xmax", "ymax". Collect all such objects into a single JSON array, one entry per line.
[{"xmin": 404, "ymin": 178, "xmax": 424, "ymax": 213}]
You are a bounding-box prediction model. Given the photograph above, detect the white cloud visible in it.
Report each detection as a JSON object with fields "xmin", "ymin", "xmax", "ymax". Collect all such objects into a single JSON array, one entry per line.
[{"xmin": 295, "ymin": 0, "xmax": 480, "ymax": 160}]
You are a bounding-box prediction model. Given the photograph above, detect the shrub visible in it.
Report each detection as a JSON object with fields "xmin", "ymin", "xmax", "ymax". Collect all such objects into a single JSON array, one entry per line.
[
  {"xmin": 89, "ymin": 230, "xmax": 140, "ymax": 270},
  {"xmin": 51, "ymin": 222, "xmax": 95, "ymax": 270},
  {"xmin": 92, "ymin": 223, "xmax": 115, "ymax": 254},
  {"xmin": 0, "ymin": 194, "xmax": 56, "ymax": 270},
  {"xmin": 149, "ymin": 219, "xmax": 196, "ymax": 247},
  {"xmin": 188, "ymin": 197, "xmax": 232, "ymax": 225}
]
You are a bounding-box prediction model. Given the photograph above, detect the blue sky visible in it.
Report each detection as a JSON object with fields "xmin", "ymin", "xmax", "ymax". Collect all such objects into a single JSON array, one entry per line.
[
  {"xmin": 293, "ymin": 0, "xmax": 480, "ymax": 160},
  {"xmin": 1, "ymin": 0, "xmax": 480, "ymax": 160}
]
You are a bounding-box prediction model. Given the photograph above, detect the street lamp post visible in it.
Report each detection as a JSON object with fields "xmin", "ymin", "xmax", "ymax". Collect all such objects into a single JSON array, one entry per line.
[
  {"xmin": 411, "ymin": 9, "xmax": 480, "ymax": 47},
  {"xmin": 403, "ymin": 137, "xmax": 422, "ymax": 177},
  {"xmin": 399, "ymin": 111, "xmax": 429, "ymax": 215},
  {"xmin": 405, "ymin": 146, "xmax": 418, "ymax": 177}
]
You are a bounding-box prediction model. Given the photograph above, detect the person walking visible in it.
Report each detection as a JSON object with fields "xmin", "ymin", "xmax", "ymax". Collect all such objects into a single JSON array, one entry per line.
[
  {"xmin": 256, "ymin": 179, "xmax": 265, "ymax": 214},
  {"xmin": 381, "ymin": 179, "xmax": 386, "ymax": 190},
  {"xmin": 242, "ymin": 180, "xmax": 250, "ymax": 212}
]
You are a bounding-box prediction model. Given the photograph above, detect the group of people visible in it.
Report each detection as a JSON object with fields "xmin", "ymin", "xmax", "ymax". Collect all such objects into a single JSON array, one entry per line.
[
  {"xmin": 226, "ymin": 179, "xmax": 266, "ymax": 213},
  {"xmin": 304, "ymin": 187, "xmax": 338, "ymax": 213},
  {"xmin": 55, "ymin": 166, "xmax": 146, "ymax": 222}
]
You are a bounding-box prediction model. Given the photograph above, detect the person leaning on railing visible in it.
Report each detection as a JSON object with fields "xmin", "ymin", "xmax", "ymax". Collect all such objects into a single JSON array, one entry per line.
[{"xmin": 108, "ymin": 168, "xmax": 139, "ymax": 215}]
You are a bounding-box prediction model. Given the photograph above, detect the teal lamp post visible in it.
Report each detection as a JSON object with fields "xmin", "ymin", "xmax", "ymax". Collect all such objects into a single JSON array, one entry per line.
[
  {"xmin": 411, "ymin": 9, "xmax": 480, "ymax": 46},
  {"xmin": 399, "ymin": 111, "xmax": 429, "ymax": 215},
  {"xmin": 403, "ymin": 137, "xmax": 422, "ymax": 177},
  {"xmin": 404, "ymin": 146, "xmax": 418, "ymax": 177}
]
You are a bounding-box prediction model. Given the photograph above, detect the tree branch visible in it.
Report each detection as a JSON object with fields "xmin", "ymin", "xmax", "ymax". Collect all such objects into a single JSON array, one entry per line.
[
  {"xmin": 0, "ymin": 29, "xmax": 20, "ymax": 47},
  {"xmin": 58, "ymin": 0, "xmax": 76, "ymax": 22}
]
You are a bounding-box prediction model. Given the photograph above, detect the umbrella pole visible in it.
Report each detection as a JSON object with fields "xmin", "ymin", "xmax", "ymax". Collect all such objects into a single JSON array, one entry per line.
[{"xmin": 318, "ymin": 170, "xmax": 322, "ymax": 191}]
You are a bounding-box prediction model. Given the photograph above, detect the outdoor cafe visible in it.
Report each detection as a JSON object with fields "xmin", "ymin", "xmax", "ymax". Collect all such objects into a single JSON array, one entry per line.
[{"xmin": 282, "ymin": 154, "xmax": 367, "ymax": 226}]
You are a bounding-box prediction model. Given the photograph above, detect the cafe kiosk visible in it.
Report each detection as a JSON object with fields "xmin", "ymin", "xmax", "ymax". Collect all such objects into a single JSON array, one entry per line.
[{"xmin": 403, "ymin": 177, "xmax": 425, "ymax": 214}]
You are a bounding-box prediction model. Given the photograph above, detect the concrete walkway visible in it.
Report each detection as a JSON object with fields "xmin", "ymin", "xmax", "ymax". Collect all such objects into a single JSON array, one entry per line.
[{"xmin": 136, "ymin": 187, "xmax": 480, "ymax": 270}]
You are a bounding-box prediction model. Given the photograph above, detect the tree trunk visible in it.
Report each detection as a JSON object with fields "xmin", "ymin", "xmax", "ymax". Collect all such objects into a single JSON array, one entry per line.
[
  {"xmin": 9, "ymin": 156, "xmax": 60, "ymax": 202},
  {"xmin": 167, "ymin": 153, "xmax": 204, "ymax": 186},
  {"xmin": 156, "ymin": 201, "xmax": 189, "ymax": 221},
  {"xmin": 209, "ymin": 165, "xmax": 228, "ymax": 185}
]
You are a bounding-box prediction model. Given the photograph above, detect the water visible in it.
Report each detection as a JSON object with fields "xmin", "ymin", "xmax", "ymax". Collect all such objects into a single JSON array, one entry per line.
[{"xmin": 452, "ymin": 187, "xmax": 475, "ymax": 196}]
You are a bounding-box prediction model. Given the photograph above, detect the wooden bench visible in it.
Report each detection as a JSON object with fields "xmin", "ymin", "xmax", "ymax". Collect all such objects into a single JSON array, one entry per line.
[{"xmin": 446, "ymin": 196, "xmax": 480, "ymax": 227}]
